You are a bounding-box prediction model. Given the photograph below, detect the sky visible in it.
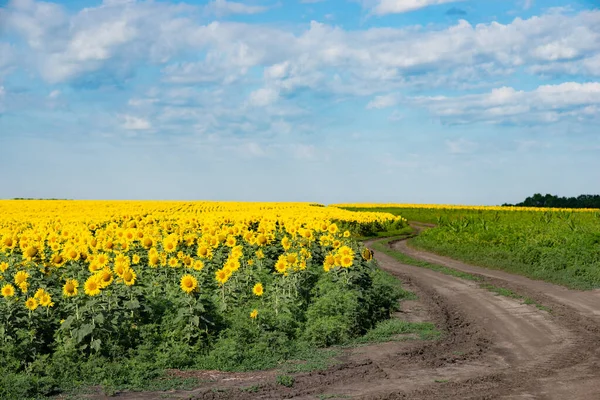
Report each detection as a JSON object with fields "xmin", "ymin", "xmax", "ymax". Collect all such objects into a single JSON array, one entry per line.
[{"xmin": 0, "ymin": 0, "xmax": 599, "ymax": 205}]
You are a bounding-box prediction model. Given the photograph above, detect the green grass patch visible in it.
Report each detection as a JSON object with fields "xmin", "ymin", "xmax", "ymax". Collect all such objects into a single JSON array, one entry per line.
[
  {"xmin": 355, "ymin": 225, "xmax": 414, "ymax": 241},
  {"xmin": 352, "ymin": 319, "xmax": 440, "ymax": 344},
  {"xmin": 275, "ymin": 374, "xmax": 295, "ymax": 387},
  {"xmin": 479, "ymin": 283, "xmax": 522, "ymax": 299},
  {"xmin": 280, "ymin": 347, "xmax": 342, "ymax": 373}
]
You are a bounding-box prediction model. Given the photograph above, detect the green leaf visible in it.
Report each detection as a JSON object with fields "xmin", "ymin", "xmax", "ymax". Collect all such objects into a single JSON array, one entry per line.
[
  {"xmin": 60, "ymin": 316, "xmax": 75, "ymax": 330},
  {"xmin": 125, "ymin": 299, "xmax": 140, "ymax": 310},
  {"xmin": 75, "ymin": 323, "xmax": 94, "ymax": 344},
  {"xmin": 94, "ymin": 313, "xmax": 105, "ymax": 324},
  {"xmin": 90, "ymin": 338, "xmax": 101, "ymax": 352}
]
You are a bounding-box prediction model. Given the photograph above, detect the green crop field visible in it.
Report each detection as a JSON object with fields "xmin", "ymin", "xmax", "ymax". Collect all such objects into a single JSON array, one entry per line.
[{"xmin": 341, "ymin": 205, "xmax": 600, "ymax": 290}]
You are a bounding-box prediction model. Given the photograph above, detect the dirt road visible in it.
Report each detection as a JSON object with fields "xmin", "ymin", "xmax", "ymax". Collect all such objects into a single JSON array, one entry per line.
[{"xmin": 113, "ymin": 233, "xmax": 600, "ymax": 400}]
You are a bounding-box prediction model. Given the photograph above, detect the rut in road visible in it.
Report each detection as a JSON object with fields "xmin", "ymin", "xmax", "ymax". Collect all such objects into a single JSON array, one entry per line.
[{"xmin": 360, "ymin": 234, "xmax": 600, "ymax": 400}]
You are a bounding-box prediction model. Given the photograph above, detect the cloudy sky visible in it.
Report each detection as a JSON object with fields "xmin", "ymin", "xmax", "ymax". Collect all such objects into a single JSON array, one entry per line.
[{"xmin": 0, "ymin": 0, "xmax": 599, "ymax": 204}]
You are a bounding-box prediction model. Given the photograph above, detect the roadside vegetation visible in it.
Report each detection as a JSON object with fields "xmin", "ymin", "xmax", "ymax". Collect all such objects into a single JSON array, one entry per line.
[{"xmin": 341, "ymin": 205, "xmax": 600, "ymax": 290}]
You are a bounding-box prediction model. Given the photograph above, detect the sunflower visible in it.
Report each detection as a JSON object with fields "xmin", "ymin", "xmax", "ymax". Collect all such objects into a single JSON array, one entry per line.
[
  {"xmin": 34, "ymin": 288, "xmax": 47, "ymax": 300},
  {"xmin": 340, "ymin": 255, "xmax": 354, "ymax": 268},
  {"xmin": 197, "ymin": 245, "xmax": 211, "ymax": 258},
  {"xmin": 286, "ymin": 253, "xmax": 298, "ymax": 265},
  {"xmin": 51, "ymin": 253, "xmax": 65, "ymax": 266},
  {"xmin": 142, "ymin": 237, "xmax": 154, "ymax": 249},
  {"xmin": 281, "ymin": 236, "xmax": 291, "ymax": 251},
  {"xmin": 250, "ymin": 309, "xmax": 258, "ymax": 319},
  {"xmin": 84, "ymin": 276, "xmax": 102, "ymax": 296},
  {"xmin": 18, "ymin": 282, "xmax": 28, "ymax": 293},
  {"xmin": 362, "ymin": 248, "xmax": 373, "ymax": 261},
  {"xmin": 1, "ymin": 284, "xmax": 15, "ymax": 298},
  {"xmin": 302, "ymin": 229, "xmax": 313, "ymax": 240},
  {"xmin": 25, "ymin": 297, "xmax": 38, "ymax": 311},
  {"xmin": 64, "ymin": 247, "xmax": 80, "ymax": 261},
  {"xmin": 39, "ymin": 292, "xmax": 53, "ymax": 307},
  {"xmin": 132, "ymin": 254, "xmax": 141, "ymax": 264},
  {"xmin": 122, "ymin": 268, "xmax": 137, "ymax": 286},
  {"xmin": 14, "ymin": 270, "xmax": 29, "ymax": 285},
  {"xmin": 23, "ymin": 245, "xmax": 38, "ymax": 260},
  {"xmin": 275, "ymin": 259, "xmax": 287, "ymax": 274},
  {"xmin": 180, "ymin": 274, "xmax": 198, "ymax": 294},
  {"xmin": 168, "ymin": 257, "xmax": 180, "ymax": 268},
  {"xmin": 163, "ymin": 238, "xmax": 177, "ymax": 253},
  {"xmin": 343, "ymin": 230, "xmax": 351, "ymax": 238},
  {"xmin": 252, "ymin": 283, "xmax": 264, "ymax": 296},
  {"xmin": 96, "ymin": 253, "xmax": 109, "ymax": 267},
  {"xmin": 97, "ymin": 268, "xmax": 114, "ymax": 288},
  {"xmin": 0, "ymin": 262, "xmax": 8, "ymax": 273},
  {"xmin": 323, "ymin": 254, "xmax": 335, "ymax": 272},
  {"xmin": 256, "ymin": 234, "xmax": 267, "ymax": 246},
  {"xmin": 215, "ymin": 269, "xmax": 229, "ymax": 285},
  {"xmin": 88, "ymin": 262, "xmax": 102, "ymax": 273},
  {"xmin": 225, "ymin": 235, "xmax": 236, "ymax": 247},
  {"xmin": 63, "ymin": 279, "xmax": 79, "ymax": 297},
  {"xmin": 148, "ymin": 254, "xmax": 160, "ymax": 267},
  {"xmin": 192, "ymin": 260, "xmax": 204, "ymax": 271},
  {"xmin": 328, "ymin": 223, "xmax": 339, "ymax": 235}
]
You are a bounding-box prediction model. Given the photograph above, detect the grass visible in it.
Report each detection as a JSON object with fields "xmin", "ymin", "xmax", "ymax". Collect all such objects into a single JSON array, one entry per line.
[
  {"xmin": 480, "ymin": 283, "xmax": 551, "ymax": 312},
  {"xmin": 355, "ymin": 225, "xmax": 414, "ymax": 241},
  {"xmin": 280, "ymin": 348, "xmax": 342, "ymax": 374},
  {"xmin": 352, "ymin": 319, "xmax": 440, "ymax": 344},
  {"xmin": 347, "ymin": 206, "xmax": 600, "ymax": 290},
  {"xmin": 275, "ymin": 374, "xmax": 295, "ymax": 387}
]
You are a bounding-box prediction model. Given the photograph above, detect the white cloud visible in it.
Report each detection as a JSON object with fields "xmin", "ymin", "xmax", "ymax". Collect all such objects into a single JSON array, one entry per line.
[
  {"xmin": 48, "ymin": 90, "xmax": 60, "ymax": 98},
  {"xmin": 204, "ymin": 0, "xmax": 269, "ymax": 17},
  {"xmin": 366, "ymin": 94, "xmax": 397, "ymax": 109},
  {"xmin": 446, "ymin": 138, "xmax": 477, "ymax": 154},
  {"xmin": 239, "ymin": 142, "xmax": 266, "ymax": 157},
  {"xmin": 4, "ymin": 1, "xmax": 600, "ymax": 96},
  {"xmin": 248, "ymin": 87, "xmax": 279, "ymax": 107},
  {"xmin": 122, "ymin": 115, "xmax": 151, "ymax": 130},
  {"xmin": 0, "ymin": 43, "xmax": 16, "ymax": 76},
  {"xmin": 368, "ymin": 0, "xmax": 464, "ymax": 16},
  {"xmin": 412, "ymin": 82, "xmax": 600, "ymax": 125},
  {"xmin": 292, "ymin": 144, "xmax": 317, "ymax": 160}
]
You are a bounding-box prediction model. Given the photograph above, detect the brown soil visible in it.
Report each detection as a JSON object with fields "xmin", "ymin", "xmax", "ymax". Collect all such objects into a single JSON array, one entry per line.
[{"xmin": 101, "ymin": 227, "xmax": 600, "ymax": 400}]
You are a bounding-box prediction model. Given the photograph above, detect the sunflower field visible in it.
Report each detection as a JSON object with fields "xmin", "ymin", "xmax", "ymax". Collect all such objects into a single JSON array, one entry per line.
[{"xmin": 0, "ymin": 200, "xmax": 407, "ymax": 397}]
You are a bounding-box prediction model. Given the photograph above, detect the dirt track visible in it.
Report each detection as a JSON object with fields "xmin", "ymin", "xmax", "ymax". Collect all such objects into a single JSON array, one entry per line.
[{"xmin": 112, "ymin": 231, "xmax": 600, "ymax": 400}]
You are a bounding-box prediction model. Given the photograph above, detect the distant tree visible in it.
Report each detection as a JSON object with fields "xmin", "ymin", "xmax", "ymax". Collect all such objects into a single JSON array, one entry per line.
[{"xmin": 504, "ymin": 193, "xmax": 600, "ymax": 209}]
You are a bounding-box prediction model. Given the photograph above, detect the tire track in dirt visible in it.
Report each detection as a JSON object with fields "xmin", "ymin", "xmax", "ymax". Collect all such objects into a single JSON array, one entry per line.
[
  {"xmin": 374, "ymin": 231, "xmax": 600, "ymax": 400},
  {"xmin": 395, "ymin": 225, "xmax": 600, "ymax": 321}
]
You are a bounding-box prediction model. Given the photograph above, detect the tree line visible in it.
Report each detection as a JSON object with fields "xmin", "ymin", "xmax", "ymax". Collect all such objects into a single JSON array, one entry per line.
[{"xmin": 503, "ymin": 193, "xmax": 600, "ymax": 209}]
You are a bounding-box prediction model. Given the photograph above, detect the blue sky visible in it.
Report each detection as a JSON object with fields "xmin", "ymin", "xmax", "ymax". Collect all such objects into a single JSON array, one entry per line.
[{"xmin": 0, "ymin": 0, "xmax": 599, "ymax": 204}]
